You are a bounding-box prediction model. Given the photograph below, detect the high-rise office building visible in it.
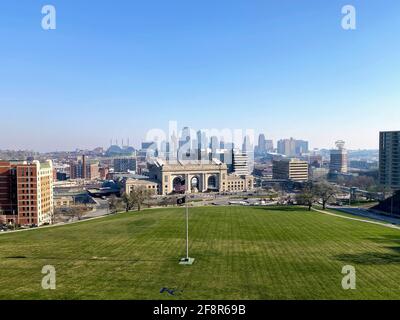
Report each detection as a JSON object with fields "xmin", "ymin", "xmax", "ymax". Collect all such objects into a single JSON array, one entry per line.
[
  {"xmin": 256, "ymin": 134, "xmax": 274, "ymax": 155},
  {"xmin": 0, "ymin": 160, "xmax": 54, "ymax": 226},
  {"xmin": 329, "ymin": 141, "xmax": 348, "ymax": 174},
  {"xmin": 197, "ymin": 130, "xmax": 209, "ymax": 161},
  {"xmin": 232, "ymin": 151, "xmax": 250, "ymax": 176},
  {"xmin": 295, "ymin": 140, "xmax": 309, "ymax": 155},
  {"xmin": 178, "ymin": 127, "xmax": 196, "ymax": 160},
  {"xmin": 277, "ymin": 138, "xmax": 308, "ymax": 157},
  {"xmin": 256, "ymin": 134, "xmax": 267, "ymax": 154},
  {"xmin": 180, "ymin": 127, "xmax": 191, "ymax": 146},
  {"xmin": 168, "ymin": 132, "xmax": 179, "ymax": 162},
  {"xmin": 242, "ymin": 135, "xmax": 253, "ymax": 154},
  {"xmin": 258, "ymin": 134, "xmax": 266, "ymax": 149},
  {"xmin": 242, "ymin": 136, "xmax": 254, "ymax": 174},
  {"xmin": 380, "ymin": 131, "xmax": 400, "ymax": 190},
  {"xmin": 158, "ymin": 141, "xmax": 170, "ymax": 160},
  {"xmin": 277, "ymin": 138, "xmax": 297, "ymax": 157},
  {"xmin": 209, "ymin": 136, "xmax": 220, "ymax": 160},
  {"xmin": 265, "ymin": 140, "xmax": 274, "ymax": 152},
  {"xmin": 114, "ymin": 157, "xmax": 137, "ymax": 173},
  {"xmin": 272, "ymin": 158, "xmax": 309, "ymax": 182},
  {"xmin": 210, "ymin": 136, "xmax": 219, "ymax": 151},
  {"xmin": 179, "ymin": 127, "xmax": 192, "ymax": 153}
]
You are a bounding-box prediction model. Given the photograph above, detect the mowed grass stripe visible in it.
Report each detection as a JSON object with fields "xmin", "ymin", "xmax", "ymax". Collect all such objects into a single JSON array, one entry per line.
[{"xmin": 1, "ymin": 206, "xmax": 400, "ymax": 299}]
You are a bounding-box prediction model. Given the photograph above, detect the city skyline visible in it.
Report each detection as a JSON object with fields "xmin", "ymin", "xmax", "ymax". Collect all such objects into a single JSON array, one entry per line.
[
  {"xmin": 2, "ymin": 0, "xmax": 400, "ymax": 305},
  {"xmin": 0, "ymin": 126, "xmax": 386, "ymax": 153},
  {"xmin": 0, "ymin": 130, "xmax": 382, "ymax": 154},
  {"xmin": 1, "ymin": 0, "xmax": 400, "ymax": 151}
]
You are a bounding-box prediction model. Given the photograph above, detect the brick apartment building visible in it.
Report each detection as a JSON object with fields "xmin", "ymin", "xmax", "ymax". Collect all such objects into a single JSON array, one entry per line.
[
  {"xmin": 0, "ymin": 161, "xmax": 18, "ymax": 216},
  {"xmin": 70, "ymin": 155, "xmax": 100, "ymax": 180},
  {"xmin": 0, "ymin": 160, "xmax": 54, "ymax": 226}
]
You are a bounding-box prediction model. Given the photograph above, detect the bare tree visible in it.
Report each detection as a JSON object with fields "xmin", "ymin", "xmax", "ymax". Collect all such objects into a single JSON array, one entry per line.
[
  {"xmin": 122, "ymin": 193, "xmax": 136, "ymax": 212},
  {"xmin": 296, "ymin": 183, "xmax": 318, "ymax": 211},
  {"xmin": 122, "ymin": 187, "xmax": 153, "ymax": 212},
  {"xmin": 109, "ymin": 195, "xmax": 121, "ymax": 213},
  {"xmin": 314, "ymin": 181, "xmax": 339, "ymax": 210}
]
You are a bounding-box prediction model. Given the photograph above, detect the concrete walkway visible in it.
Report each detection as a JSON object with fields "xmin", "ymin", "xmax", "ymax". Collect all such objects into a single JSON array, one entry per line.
[
  {"xmin": 328, "ymin": 206, "xmax": 400, "ymax": 225},
  {"xmin": 312, "ymin": 208, "xmax": 400, "ymax": 230}
]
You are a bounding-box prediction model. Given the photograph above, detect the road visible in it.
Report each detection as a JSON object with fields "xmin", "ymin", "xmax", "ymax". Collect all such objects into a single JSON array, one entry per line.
[
  {"xmin": 328, "ymin": 206, "xmax": 400, "ymax": 225},
  {"xmin": 84, "ymin": 198, "xmax": 110, "ymax": 219},
  {"xmin": 67, "ymin": 197, "xmax": 110, "ymax": 223}
]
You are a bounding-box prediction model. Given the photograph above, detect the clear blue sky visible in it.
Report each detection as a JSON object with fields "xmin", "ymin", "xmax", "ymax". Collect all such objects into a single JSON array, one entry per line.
[{"xmin": 1, "ymin": 0, "xmax": 399, "ymax": 152}]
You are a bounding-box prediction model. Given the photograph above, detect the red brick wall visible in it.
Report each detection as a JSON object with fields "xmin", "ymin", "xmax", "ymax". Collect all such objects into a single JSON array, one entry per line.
[
  {"xmin": 0, "ymin": 162, "xmax": 18, "ymax": 215},
  {"xmin": 16, "ymin": 164, "xmax": 38, "ymax": 225}
]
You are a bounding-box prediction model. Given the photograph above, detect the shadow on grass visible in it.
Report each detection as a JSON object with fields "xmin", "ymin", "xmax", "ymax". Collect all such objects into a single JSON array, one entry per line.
[
  {"xmin": 251, "ymin": 206, "xmax": 308, "ymax": 213},
  {"xmin": 2, "ymin": 256, "xmax": 178, "ymax": 263},
  {"xmin": 364, "ymin": 235, "xmax": 400, "ymax": 244},
  {"xmin": 335, "ymin": 235, "xmax": 400, "ymax": 265},
  {"xmin": 335, "ymin": 251, "xmax": 400, "ymax": 265}
]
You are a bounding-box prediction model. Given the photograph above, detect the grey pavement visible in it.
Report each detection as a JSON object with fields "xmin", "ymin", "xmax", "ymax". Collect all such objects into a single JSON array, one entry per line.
[{"xmin": 328, "ymin": 206, "xmax": 400, "ymax": 225}]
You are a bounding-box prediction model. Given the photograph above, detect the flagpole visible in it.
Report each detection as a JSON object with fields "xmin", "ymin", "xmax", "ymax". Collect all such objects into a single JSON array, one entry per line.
[
  {"xmin": 179, "ymin": 193, "xmax": 194, "ymax": 265},
  {"xmin": 186, "ymin": 201, "xmax": 189, "ymax": 260}
]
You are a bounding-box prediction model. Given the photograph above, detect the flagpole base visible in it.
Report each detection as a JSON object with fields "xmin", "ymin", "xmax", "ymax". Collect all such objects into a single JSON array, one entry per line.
[{"xmin": 179, "ymin": 257, "xmax": 195, "ymax": 265}]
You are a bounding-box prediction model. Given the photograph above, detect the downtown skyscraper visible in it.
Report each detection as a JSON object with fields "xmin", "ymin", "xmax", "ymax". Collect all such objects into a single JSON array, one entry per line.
[{"xmin": 380, "ymin": 131, "xmax": 400, "ymax": 190}]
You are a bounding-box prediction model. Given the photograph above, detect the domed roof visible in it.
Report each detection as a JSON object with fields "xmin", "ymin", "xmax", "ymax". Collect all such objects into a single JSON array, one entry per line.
[{"xmin": 106, "ymin": 145, "xmax": 136, "ymax": 156}]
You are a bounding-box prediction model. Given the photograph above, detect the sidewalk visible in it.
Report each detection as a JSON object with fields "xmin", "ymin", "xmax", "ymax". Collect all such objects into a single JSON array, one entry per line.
[{"xmin": 312, "ymin": 207, "xmax": 400, "ymax": 230}]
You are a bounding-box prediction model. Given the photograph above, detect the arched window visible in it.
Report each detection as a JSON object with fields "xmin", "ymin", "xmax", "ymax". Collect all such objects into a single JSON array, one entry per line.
[
  {"xmin": 207, "ymin": 176, "xmax": 217, "ymax": 190},
  {"xmin": 173, "ymin": 177, "xmax": 185, "ymax": 193},
  {"xmin": 191, "ymin": 177, "xmax": 199, "ymax": 190}
]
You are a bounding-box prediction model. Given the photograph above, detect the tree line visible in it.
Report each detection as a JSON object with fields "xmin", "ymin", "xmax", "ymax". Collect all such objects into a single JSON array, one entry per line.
[
  {"xmin": 108, "ymin": 187, "xmax": 153, "ymax": 213},
  {"xmin": 296, "ymin": 181, "xmax": 340, "ymax": 211}
]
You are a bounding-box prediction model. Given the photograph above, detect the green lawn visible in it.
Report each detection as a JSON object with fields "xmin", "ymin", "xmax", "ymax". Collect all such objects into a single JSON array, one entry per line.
[{"xmin": 1, "ymin": 206, "xmax": 400, "ymax": 300}]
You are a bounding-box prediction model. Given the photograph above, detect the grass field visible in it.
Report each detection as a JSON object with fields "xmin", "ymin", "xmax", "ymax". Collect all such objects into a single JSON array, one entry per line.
[{"xmin": 1, "ymin": 206, "xmax": 400, "ymax": 300}]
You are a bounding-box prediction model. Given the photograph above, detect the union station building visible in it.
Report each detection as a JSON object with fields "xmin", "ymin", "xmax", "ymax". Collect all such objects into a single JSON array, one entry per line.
[{"xmin": 144, "ymin": 159, "xmax": 254, "ymax": 195}]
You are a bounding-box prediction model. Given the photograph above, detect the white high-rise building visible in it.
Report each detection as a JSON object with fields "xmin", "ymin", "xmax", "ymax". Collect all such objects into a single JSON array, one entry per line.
[
  {"xmin": 329, "ymin": 140, "xmax": 348, "ymax": 174},
  {"xmin": 232, "ymin": 150, "xmax": 250, "ymax": 176}
]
